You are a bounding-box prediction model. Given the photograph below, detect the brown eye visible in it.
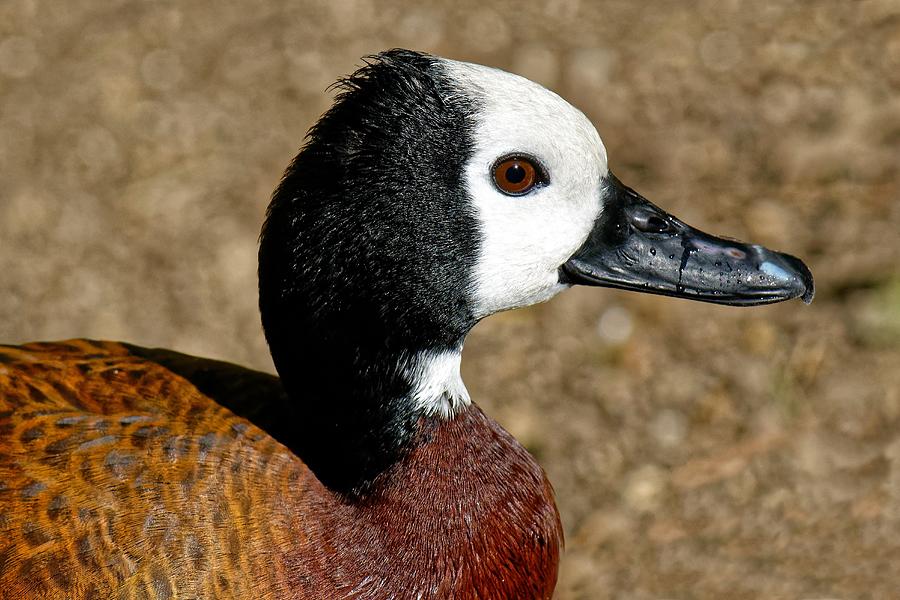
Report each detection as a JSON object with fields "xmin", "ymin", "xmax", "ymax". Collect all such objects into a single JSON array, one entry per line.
[{"xmin": 492, "ymin": 157, "xmax": 541, "ymax": 195}]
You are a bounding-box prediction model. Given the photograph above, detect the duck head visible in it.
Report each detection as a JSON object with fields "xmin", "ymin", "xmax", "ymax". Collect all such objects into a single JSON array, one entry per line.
[{"xmin": 259, "ymin": 50, "xmax": 813, "ymax": 494}]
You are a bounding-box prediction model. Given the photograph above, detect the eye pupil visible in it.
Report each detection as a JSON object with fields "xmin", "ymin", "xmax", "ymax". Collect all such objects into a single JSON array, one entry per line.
[{"xmin": 505, "ymin": 164, "xmax": 526, "ymax": 184}]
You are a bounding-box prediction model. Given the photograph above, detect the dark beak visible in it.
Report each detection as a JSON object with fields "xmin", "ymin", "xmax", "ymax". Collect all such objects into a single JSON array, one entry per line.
[{"xmin": 560, "ymin": 174, "xmax": 814, "ymax": 306}]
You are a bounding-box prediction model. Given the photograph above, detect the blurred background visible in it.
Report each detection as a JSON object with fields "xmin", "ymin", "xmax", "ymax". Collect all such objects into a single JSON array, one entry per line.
[{"xmin": 2, "ymin": 0, "xmax": 899, "ymax": 597}]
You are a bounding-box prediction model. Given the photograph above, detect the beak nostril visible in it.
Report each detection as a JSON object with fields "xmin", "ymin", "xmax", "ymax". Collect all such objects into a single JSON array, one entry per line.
[
  {"xmin": 647, "ymin": 216, "xmax": 667, "ymax": 231},
  {"xmin": 632, "ymin": 212, "xmax": 671, "ymax": 234}
]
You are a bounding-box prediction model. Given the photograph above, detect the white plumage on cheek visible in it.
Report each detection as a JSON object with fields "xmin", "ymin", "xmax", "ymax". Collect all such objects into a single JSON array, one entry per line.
[{"xmin": 444, "ymin": 60, "xmax": 609, "ymax": 319}]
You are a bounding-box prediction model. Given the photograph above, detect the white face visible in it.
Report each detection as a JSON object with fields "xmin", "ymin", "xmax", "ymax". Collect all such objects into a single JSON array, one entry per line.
[{"xmin": 443, "ymin": 59, "xmax": 609, "ymax": 319}]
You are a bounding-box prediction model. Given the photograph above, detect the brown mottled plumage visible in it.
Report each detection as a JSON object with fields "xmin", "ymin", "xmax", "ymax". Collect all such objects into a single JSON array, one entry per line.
[{"xmin": 0, "ymin": 340, "xmax": 562, "ymax": 599}]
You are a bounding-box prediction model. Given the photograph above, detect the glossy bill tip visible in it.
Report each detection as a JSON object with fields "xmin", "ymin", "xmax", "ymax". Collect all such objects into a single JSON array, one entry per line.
[{"xmin": 777, "ymin": 252, "xmax": 815, "ymax": 304}]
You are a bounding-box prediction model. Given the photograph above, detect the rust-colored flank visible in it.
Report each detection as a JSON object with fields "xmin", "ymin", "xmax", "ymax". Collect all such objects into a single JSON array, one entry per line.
[{"xmin": 0, "ymin": 340, "xmax": 562, "ymax": 598}]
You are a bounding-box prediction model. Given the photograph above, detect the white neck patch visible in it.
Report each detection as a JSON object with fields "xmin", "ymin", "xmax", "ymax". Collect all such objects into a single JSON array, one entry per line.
[
  {"xmin": 442, "ymin": 59, "xmax": 609, "ymax": 319},
  {"xmin": 404, "ymin": 349, "xmax": 470, "ymax": 418}
]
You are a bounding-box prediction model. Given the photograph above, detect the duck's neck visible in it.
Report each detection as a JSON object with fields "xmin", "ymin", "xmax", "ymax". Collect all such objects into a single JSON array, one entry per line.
[{"xmin": 264, "ymin": 325, "xmax": 473, "ymax": 494}]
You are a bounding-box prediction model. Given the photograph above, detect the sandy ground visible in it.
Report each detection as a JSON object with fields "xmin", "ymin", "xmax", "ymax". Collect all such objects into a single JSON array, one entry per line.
[{"xmin": 2, "ymin": 1, "xmax": 900, "ymax": 598}]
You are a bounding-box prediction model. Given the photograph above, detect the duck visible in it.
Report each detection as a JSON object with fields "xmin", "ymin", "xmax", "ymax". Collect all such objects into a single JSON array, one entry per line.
[{"xmin": 0, "ymin": 49, "xmax": 813, "ymax": 599}]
